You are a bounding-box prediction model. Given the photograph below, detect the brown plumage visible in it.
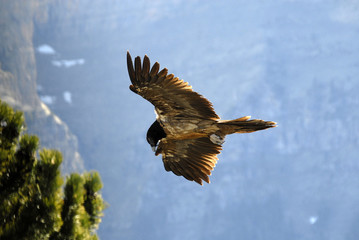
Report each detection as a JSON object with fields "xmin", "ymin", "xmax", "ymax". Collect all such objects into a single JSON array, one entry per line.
[{"xmin": 127, "ymin": 51, "xmax": 276, "ymax": 185}]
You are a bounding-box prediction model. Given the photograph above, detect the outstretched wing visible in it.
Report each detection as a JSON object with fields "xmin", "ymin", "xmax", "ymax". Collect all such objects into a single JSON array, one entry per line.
[
  {"xmin": 156, "ymin": 137, "xmax": 222, "ymax": 185},
  {"xmin": 127, "ymin": 51, "xmax": 219, "ymax": 120}
]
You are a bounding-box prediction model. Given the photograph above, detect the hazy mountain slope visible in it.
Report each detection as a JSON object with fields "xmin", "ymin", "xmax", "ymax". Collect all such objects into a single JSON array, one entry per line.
[{"xmin": 0, "ymin": 0, "xmax": 84, "ymax": 173}]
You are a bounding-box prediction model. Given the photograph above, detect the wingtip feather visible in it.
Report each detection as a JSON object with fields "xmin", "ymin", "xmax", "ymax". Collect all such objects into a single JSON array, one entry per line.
[
  {"xmin": 134, "ymin": 56, "xmax": 142, "ymax": 81},
  {"xmin": 149, "ymin": 62, "xmax": 160, "ymax": 77},
  {"xmin": 126, "ymin": 51, "xmax": 136, "ymax": 83},
  {"xmin": 194, "ymin": 178, "xmax": 203, "ymax": 185},
  {"xmin": 142, "ymin": 55, "xmax": 150, "ymax": 78}
]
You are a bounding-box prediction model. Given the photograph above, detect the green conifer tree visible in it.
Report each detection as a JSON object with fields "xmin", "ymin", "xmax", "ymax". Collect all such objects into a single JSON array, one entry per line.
[{"xmin": 0, "ymin": 99, "xmax": 106, "ymax": 240}]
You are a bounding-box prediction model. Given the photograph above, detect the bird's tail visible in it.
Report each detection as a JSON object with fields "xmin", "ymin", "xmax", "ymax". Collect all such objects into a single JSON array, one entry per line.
[{"xmin": 218, "ymin": 116, "xmax": 277, "ymax": 135}]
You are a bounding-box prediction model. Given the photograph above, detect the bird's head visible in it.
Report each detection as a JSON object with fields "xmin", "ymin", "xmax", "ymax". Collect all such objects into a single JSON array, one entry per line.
[
  {"xmin": 146, "ymin": 136, "xmax": 158, "ymax": 152},
  {"xmin": 146, "ymin": 120, "xmax": 166, "ymax": 152}
]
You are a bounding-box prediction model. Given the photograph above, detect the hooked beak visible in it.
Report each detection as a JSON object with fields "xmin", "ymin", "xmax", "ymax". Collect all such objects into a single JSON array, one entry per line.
[{"xmin": 151, "ymin": 146, "xmax": 156, "ymax": 152}]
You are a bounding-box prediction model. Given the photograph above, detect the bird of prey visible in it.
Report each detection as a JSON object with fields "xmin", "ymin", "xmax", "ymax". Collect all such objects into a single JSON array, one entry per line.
[{"xmin": 127, "ymin": 51, "xmax": 276, "ymax": 185}]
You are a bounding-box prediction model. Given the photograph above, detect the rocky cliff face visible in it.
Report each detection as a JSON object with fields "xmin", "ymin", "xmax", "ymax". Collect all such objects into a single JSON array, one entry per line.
[{"xmin": 0, "ymin": 0, "xmax": 84, "ymax": 173}]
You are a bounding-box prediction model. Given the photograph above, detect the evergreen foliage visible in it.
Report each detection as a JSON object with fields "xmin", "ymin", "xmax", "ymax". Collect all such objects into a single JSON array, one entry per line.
[{"xmin": 0, "ymin": 100, "xmax": 106, "ymax": 240}]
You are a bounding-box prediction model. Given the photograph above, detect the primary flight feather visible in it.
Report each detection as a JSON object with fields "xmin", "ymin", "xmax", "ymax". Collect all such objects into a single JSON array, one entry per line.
[{"xmin": 127, "ymin": 51, "xmax": 276, "ymax": 185}]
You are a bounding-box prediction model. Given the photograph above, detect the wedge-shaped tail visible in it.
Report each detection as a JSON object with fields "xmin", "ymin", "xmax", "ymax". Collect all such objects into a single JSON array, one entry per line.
[{"xmin": 218, "ymin": 116, "xmax": 277, "ymax": 135}]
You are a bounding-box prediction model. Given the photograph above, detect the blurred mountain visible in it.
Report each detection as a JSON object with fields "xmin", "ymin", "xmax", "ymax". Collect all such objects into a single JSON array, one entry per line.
[
  {"xmin": 1, "ymin": 0, "xmax": 359, "ymax": 240},
  {"xmin": 0, "ymin": 0, "xmax": 84, "ymax": 173}
]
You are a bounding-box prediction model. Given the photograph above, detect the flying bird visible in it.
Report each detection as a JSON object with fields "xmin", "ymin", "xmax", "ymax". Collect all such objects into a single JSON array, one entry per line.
[{"xmin": 127, "ymin": 51, "xmax": 276, "ymax": 185}]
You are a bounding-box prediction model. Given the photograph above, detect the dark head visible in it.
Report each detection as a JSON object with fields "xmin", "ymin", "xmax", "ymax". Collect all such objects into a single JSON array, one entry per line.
[{"xmin": 146, "ymin": 120, "xmax": 166, "ymax": 152}]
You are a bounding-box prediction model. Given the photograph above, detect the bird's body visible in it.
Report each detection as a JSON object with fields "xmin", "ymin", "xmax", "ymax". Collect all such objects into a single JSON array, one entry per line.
[{"xmin": 127, "ymin": 51, "xmax": 276, "ymax": 185}]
